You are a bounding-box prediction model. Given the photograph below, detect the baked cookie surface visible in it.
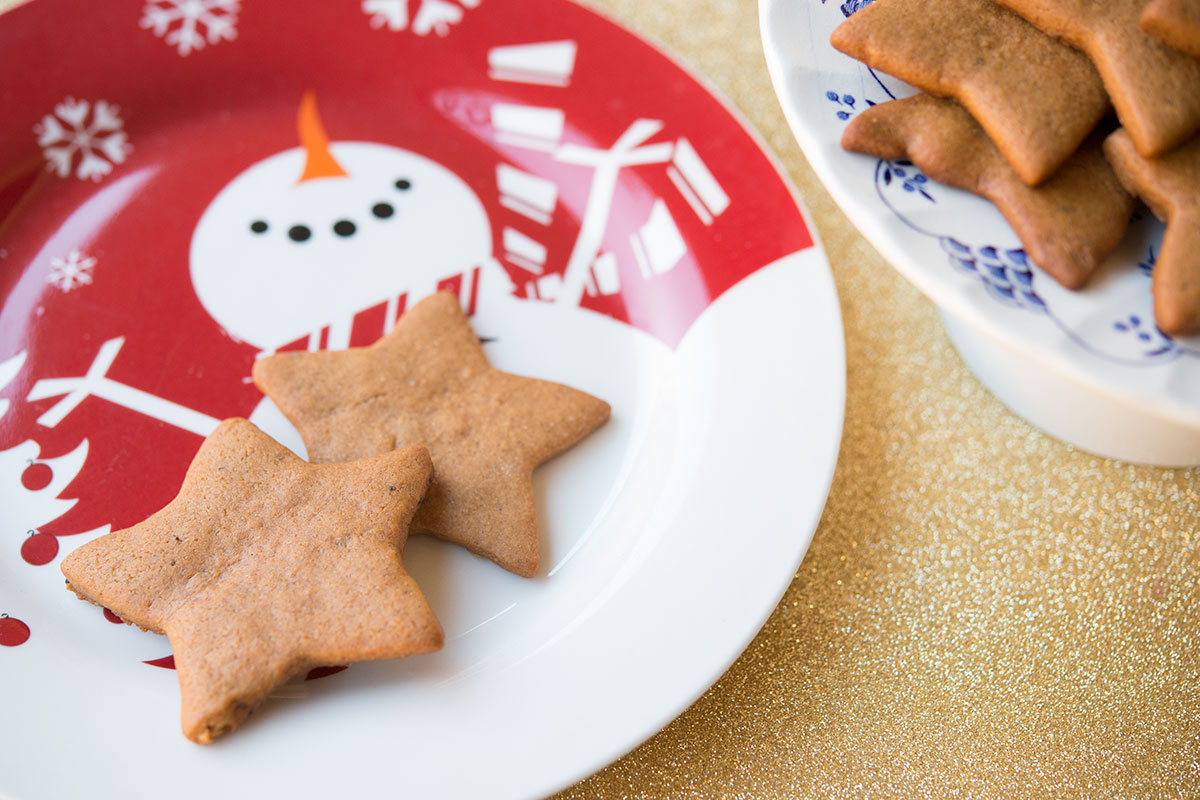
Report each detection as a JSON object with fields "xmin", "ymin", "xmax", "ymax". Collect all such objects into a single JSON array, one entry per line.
[
  {"xmin": 253, "ymin": 292, "xmax": 611, "ymax": 578},
  {"xmin": 60, "ymin": 418, "xmax": 442, "ymax": 744}
]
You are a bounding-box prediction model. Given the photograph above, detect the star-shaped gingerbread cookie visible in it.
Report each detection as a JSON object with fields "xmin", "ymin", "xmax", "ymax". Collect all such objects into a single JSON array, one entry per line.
[
  {"xmin": 994, "ymin": 0, "xmax": 1200, "ymax": 157},
  {"xmin": 252, "ymin": 292, "xmax": 611, "ymax": 578},
  {"xmin": 60, "ymin": 418, "xmax": 442, "ymax": 744},
  {"xmin": 1103, "ymin": 128, "xmax": 1200, "ymax": 335},
  {"xmin": 830, "ymin": 0, "xmax": 1110, "ymax": 186}
]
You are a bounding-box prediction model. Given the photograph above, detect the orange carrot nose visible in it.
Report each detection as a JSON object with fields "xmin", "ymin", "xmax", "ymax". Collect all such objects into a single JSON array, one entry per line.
[{"xmin": 297, "ymin": 91, "xmax": 348, "ymax": 182}]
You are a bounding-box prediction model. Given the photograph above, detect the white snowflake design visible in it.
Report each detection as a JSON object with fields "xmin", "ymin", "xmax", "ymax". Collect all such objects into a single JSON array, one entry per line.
[
  {"xmin": 47, "ymin": 250, "xmax": 97, "ymax": 293},
  {"xmin": 362, "ymin": 0, "xmax": 480, "ymax": 37},
  {"xmin": 34, "ymin": 98, "xmax": 131, "ymax": 182},
  {"xmin": 140, "ymin": 0, "xmax": 239, "ymax": 56}
]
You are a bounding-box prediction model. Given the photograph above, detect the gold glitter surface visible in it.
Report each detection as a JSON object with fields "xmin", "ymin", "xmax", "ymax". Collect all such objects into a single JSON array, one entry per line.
[{"xmin": 557, "ymin": 0, "xmax": 1200, "ymax": 798}]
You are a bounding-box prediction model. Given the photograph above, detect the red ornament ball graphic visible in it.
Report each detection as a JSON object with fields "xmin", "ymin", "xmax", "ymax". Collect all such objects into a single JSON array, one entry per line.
[
  {"xmin": 0, "ymin": 615, "xmax": 31, "ymax": 647},
  {"xmin": 20, "ymin": 462, "xmax": 53, "ymax": 491},
  {"xmin": 20, "ymin": 532, "xmax": 59, "ymax": 566}
]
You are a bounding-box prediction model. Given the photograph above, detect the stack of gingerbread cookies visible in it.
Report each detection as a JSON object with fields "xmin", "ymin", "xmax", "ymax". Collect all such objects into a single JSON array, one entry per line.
[{"xmin": 831, "ymin": 0, "xmax": 1200, "ymax": 335}]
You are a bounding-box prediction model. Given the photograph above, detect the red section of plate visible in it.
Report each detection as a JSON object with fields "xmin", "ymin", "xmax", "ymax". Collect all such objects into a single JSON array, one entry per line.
[{"xmin": 0, "ymin": 0, "xmax": 812, "ymax": 608}]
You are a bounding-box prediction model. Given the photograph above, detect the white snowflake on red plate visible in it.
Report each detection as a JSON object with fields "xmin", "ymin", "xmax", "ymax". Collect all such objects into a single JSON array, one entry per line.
[
  {"xmin": 47, "ymin": 249, "xmax": 97, "ymax": 293},
  {"xmin": 34, "ymin": 98, "xmax": 130, "ymax": 182},
  {"xmin": 140, "ymin": 0, "xmax": 239, "ymax": 56},
  {"xmin": 362, "ymin": 0, "xmax": 480, "ymax": 37}
]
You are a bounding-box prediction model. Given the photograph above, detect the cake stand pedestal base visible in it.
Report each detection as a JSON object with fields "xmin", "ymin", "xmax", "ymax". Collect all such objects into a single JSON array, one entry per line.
[{"xmin": 941, "ymin": 310, "xmax": 1200, "ymax": 467}]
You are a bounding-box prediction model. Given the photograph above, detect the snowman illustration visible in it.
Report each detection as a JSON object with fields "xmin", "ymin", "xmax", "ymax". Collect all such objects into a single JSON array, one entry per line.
[{"xmin": 192, "ymin": 92, "xmax": 511, "ymax": 358}]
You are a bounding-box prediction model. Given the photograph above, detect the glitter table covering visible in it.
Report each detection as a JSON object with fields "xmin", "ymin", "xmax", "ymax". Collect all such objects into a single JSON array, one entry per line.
[
  {"xmin": 557, "ymin": 0, "xmax": 1200, "ymax": 797},
  {"xmin": 2, "ymin": 0, "xmax": 1195, "ymax": 796}
]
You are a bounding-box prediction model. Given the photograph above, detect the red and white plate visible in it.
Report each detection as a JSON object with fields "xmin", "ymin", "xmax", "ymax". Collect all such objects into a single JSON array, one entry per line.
[{"xmin": 0, "ymin": 1, "xmax": 844, "ymax": 797}]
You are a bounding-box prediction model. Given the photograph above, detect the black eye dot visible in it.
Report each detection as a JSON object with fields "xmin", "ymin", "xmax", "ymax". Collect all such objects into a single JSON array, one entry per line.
[
  {"xmin": 288, "ymin": 224, "xmax": 312, "ymax": 242},
  {"xmin": 249, "ymin": 220, "xmax": 268, "ymax": 234},
  {"xmin": 394, "ymin": 178, "xmax": 412, "ymax": 191},
  {"xmin": 333, "ymin": 220, "xmax": 357, "ymax": 237},
  {"xmin": 372, "ymin": 202, "xmax": 394, "ymax": 219}
]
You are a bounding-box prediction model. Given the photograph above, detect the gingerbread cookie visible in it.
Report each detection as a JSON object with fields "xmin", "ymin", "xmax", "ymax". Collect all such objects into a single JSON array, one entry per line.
[
  {"xmin": 1141, "ymin": 0, "xmax": 1200, "ymax": 59},
  {"xmin": 253, "ymin": 292, "xmax": 611, "ymax": 578},
  {"xmin": 843, "ymin": 94, "xmax": 1133, "ymax": 289},
  {"xmin": 60, "ymin": 418, "xmax": 442, "ymax": 744},
  {"xmin": 830, "ymin": 0, "xmax": 1110, "ymax": 186},
  {"xmin": 1103, "ymin": 128, "xmax": 1200, "ymax": 335},
  {"xmin": 994, "ymin": 0, "xmax": 1200, "ymax": 157}
]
